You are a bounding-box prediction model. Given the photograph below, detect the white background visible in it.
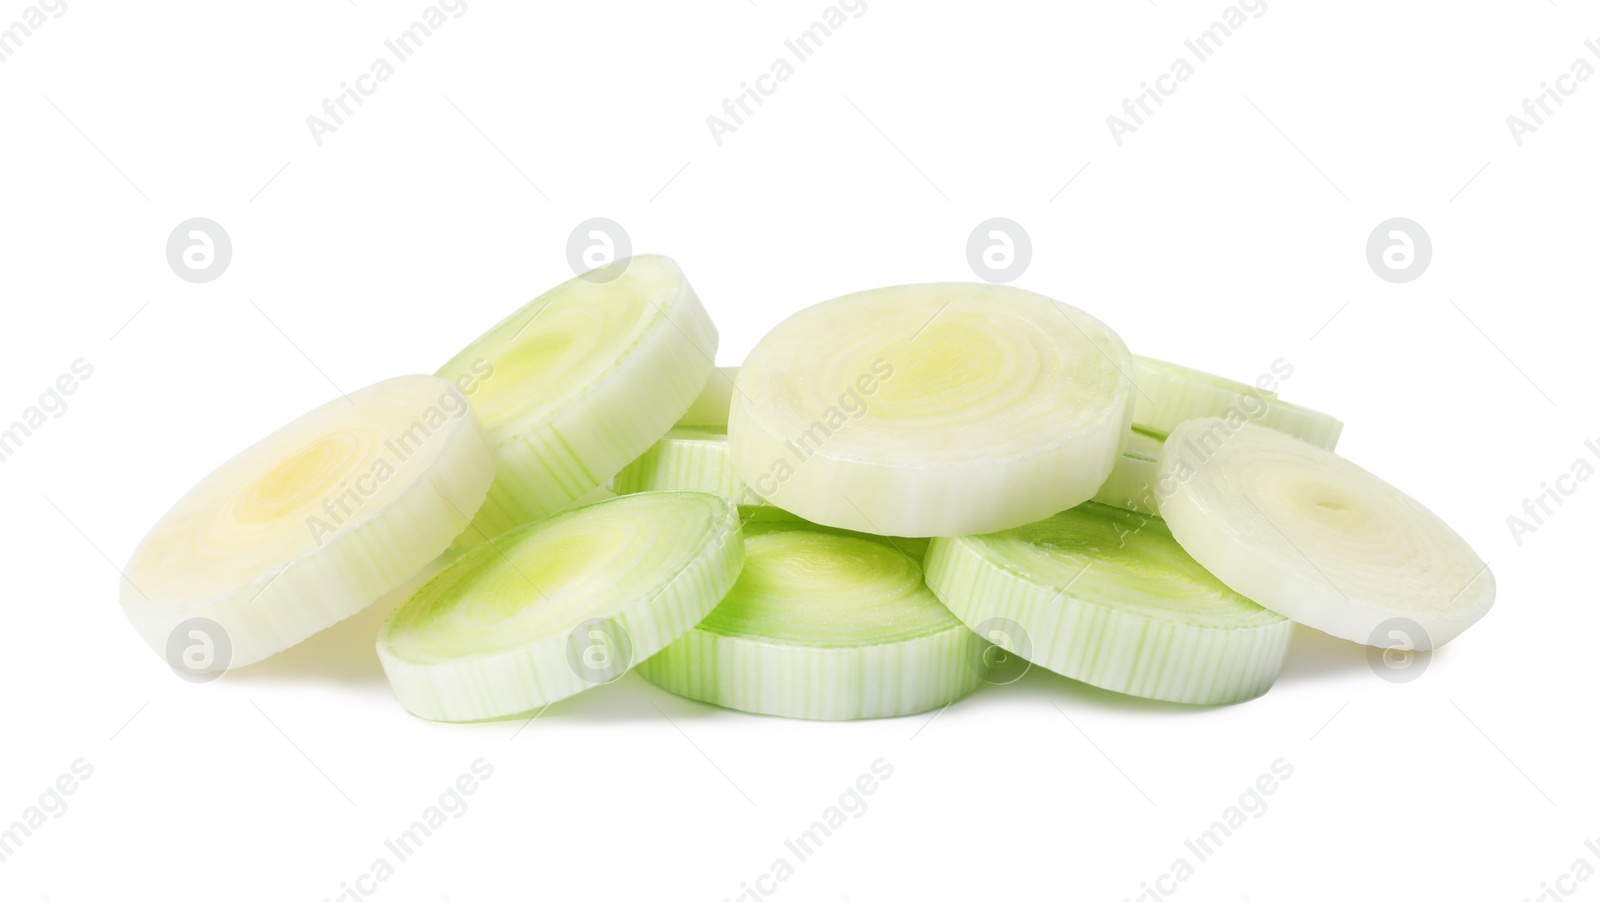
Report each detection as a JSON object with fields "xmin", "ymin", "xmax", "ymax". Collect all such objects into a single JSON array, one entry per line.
[{"xmin": 2, "ymin": 1, "xmax": 1597, "ymax": 900}]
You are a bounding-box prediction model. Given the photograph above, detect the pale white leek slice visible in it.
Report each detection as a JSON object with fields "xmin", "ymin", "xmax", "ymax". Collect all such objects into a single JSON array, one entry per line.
[
  {"xmin": 1157, "ymin": 419, "xmax": 1493, "ymax": 650},
  {"xmin": 925, "ymin": 502, "xmax": 1292, "ymax": 705},
  {"xmin": 638, "ymin": 520, "xmax": 982, "ymax": 720},
  {"xmin": 377, "ymin": 492, "xmax": 743, "ymax": 722},
  {"xmin": 437, "ymin": 255, "xmax": 717, "ymax": 541},
  {"xmin": 1133, "ymin": 355, "xmax": 1343, "ymax": 450},
  {"xmin": 728, "ymin": 283, "xmax": 1135, "ymax": 537},
  {"xmin": 121, "ymin": 375, "xmax": 495, "ymax": 671}
]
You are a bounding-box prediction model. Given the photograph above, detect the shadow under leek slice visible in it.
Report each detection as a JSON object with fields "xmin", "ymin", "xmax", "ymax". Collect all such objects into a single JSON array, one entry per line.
[
  {"xmin": 925, "ymin": 502, "xmax": 1293, "ymax": 706},
  {"xmin": 637, "ymin": 519, "xmax": 983, "ymax": 721},
  {"xmin": 377, "ymin": 491, "xmax": 743, "ymax": 722}
]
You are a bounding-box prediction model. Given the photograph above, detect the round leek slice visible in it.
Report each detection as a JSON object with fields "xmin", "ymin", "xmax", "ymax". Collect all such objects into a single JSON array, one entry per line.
[
  {"xmin": 614, "ymin": 366, "xmax": 764, "ymax": 504},
  {"xmin": 437, "ymin": 255, "xmax": 717, "ymax": 541},
  {"xmin": 1133, "ymin": 355, "xmax": 1343, "ymax": 450},
  {"xmin": 677, "ymin": 366, "xmax": 741, "ymax": 427},
  {"xmin": 728, "ymin": 283, "xmax": 1135, "ymax": 537},
  {"xmin": 121, "ymin": 375, "xmax": 496, "ymax": 672},
  {"xmin": 1092, "ymin": 427, "xmax": 1166, "ymax": 516},
  {"xmin": 1157, "ymin": 419, "xmax": 1494, "ymax": 650},
  {"xmin": 638, "ymin": 520, "xmax": 983, "ymax": 720},
  {"xmin": 378, "ymin": 491, "xmax": 743, "ymax": 722},
  {"xmin": 613, "ymin": 427, "xmax": 765, "ymax": 505},
  {"xmin": 924, "ymin": 502, "xmax": 1292, "ymax": 705}
]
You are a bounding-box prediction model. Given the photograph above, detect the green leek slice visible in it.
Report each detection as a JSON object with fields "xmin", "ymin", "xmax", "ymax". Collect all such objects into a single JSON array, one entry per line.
[
  {"xmin": 638, "ymin": 519, "xmax": 983, "ymax": 720},
  {"xmin": 1092, "ymin": 427, "xmax": 1167, "ymax": 516},
  {"xmin": 614, "ymin": 367, "xmax": 763, "ymax": 504},
  {"xmin": 377, "ymin": 491, "xmax": 743, "ymax": 721},
  {"xmin": 613, "ymin": 427, "xmax": 764, "ymax": 505},
  {"xmin": 924, "ymin": 502, "xmax": 1292, "ymax": 705},
  {"xmin": 677, "ymin": 366, "xmax": 740, "ymax": 427},
  {"xmin": 436, "ymin": 255, "xmax": 717, "ymax": 541},
  {"xmin": 1132, "ymin": 355, "xmax": 1343, "ymax": 450}
]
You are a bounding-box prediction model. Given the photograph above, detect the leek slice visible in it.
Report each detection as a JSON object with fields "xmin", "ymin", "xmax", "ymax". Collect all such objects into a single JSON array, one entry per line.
[
  {"xmin": 728, "ymin": 283, "xmax": 1134, "ymax": 537},
  {"xmin": 614, "ymin": 367, "xmax": 764, "ymax": 504},
  {"xmin": 1092, "ymin": 427, "xmax": 1166, "ymax": 516},
  {"xmin": 1157, "ymin": 419, "xmax": 1494, "ymax": 650},
  {"xmin": 437, "ymin": 255, "xmax": 717, "ymax": 541},
  {"xmin": 924, "ymin": 502, "xmax": 1292, "ymax": 705},
  {"xmin": 377, "ymin": 491, "xmax": 743, "ymax": 722},
  {"xmin": 638, "ymin": 519, "xmax": 983, "ymax": 720},
  {"xmin": 1132, "ymin": 355, "xmax": 1343, "ymax": 450},
  {"xmin": 121, "ymin": 375, "xmax": 495, "ymax": 672},
  {"xmin": 677, "ymin": 366, "xmax": 740, "ymax": 427},
  {"xmin": 613, "ymin": 426, "xmax": 764, "ymax": 505}
]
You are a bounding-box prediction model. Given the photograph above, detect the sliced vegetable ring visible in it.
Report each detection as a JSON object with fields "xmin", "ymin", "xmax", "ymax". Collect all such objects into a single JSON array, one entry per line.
[
  {"xmin": 925, "ymin": 502, "xmax": 1292, "ymax": 705},
  {"xmin": 638, "ymin": 519, "xmax": 983, "ymax": 720},
  {"xmin": 1133, "ymin": 355, "xmax": 1342, "ymax": 450},
  {"xmin": 613, "ymin": 427, "xmax": 765, "ymax": 505},
  {"xmin": 728, "ymin": 282, "xmax": 1135, "ymax": 537},
  {"xmin": 1092, "ymin": 427, "xmax": 1166, "ymax": 516},
  {"xmin": 614, "ymin": 367, "xmax": 763, "ymax": 504},
  {"xmin": 1157, "ymin": 419, "xmax": 1494, "ymax": 650},
  {"xmin": 437, "ymin": 255, "xmax": 717, "ymax": 541},
  {"xmin": 378, "ymin": 491, "xmax": 743, "ymax": 721},
  {"xmin": 121, "ymin": 375, "xmax": 495, "ymax": 672}
]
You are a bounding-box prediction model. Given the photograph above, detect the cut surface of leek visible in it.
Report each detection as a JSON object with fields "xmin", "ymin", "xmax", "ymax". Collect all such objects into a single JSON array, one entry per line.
[
  {"xmin": 1157, "ymin": 419, "xmax": 1493, "ymax": 650},
  {"xmin": 924, "ymin": 502, "xmax": 1292, "ymax": 705},
  {"xmin": 437, "ymin": 255, "xmax": 717, "ymax": 541},
  {"xmin": 728, "ymin": 283, "xmax": 1134, "ymax": 537},
  {"xmin": 638, "ymin": 519, "xmax": 982, "ymax": 720},
  {"xmin": 378, "ymin": 491, "xmax": 743, "ymax": 722},
  {"xmin": 121, "ymin": 375, "xmax": 495, "ymax": 672},
  {"xmin": 1132, "ymin": 355, "xmax": 1342, "ymax": 450}
]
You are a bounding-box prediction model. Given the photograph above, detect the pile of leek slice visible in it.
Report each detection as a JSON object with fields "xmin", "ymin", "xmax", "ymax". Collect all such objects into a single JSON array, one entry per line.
[{"xmin": 120, "ymin": 261, "xmax": 1493, "ymax": 719}]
